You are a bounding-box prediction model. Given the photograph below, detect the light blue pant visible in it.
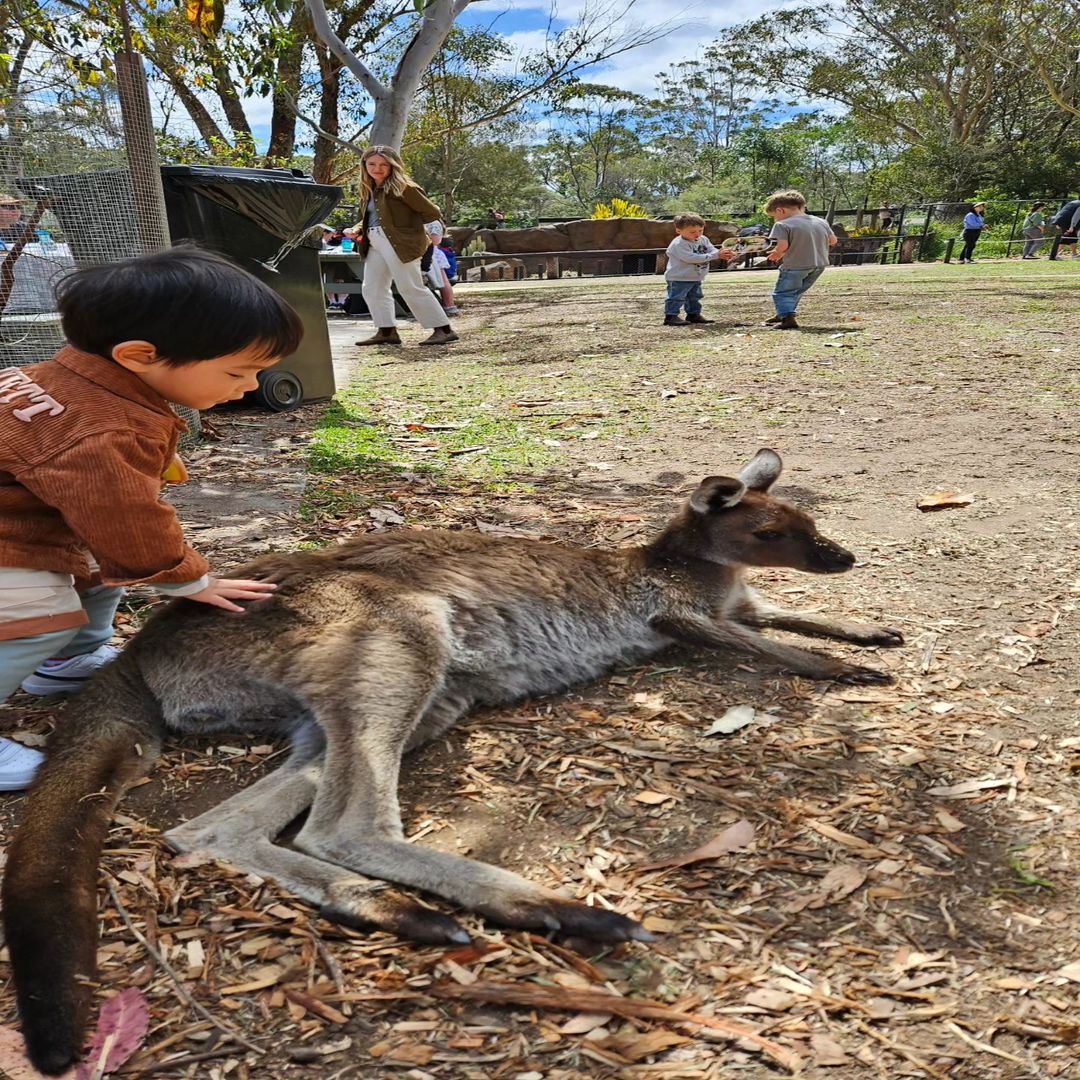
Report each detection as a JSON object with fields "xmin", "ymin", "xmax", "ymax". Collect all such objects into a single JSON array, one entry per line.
[
  {"xmin": 773, "ymin": 266, "xmax": 824, "ymax": 317},
  {"xmin": 0, "ymin": 585, "xmax": 124, "ymax": 701}
]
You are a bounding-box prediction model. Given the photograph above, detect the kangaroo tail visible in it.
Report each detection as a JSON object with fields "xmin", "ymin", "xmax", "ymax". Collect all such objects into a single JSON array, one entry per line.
[{"xmin": 2, "ymin": 660, "xmax": 164, "ymax": 1075}]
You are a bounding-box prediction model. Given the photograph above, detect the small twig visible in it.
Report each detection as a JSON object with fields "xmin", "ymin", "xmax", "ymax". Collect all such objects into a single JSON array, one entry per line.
[
  {"xmin": 944, "ymin": 1021, "xmax": 1025, "ymax": 1064},
  {"xmin": 430, "ymin": 981, "xmax": 802, "ymax": 1073},
  {"xmin": 311, "ymin": 927, "xmax": 347, "ymax": 998},
  {"xmin": 123, "ymin": 1044, "xmax": 241, "ymax": 1074},
  {"xmin": 920, "ymin": 632, "xmax": 939, "ymax": 673},
  {"xmin": 856, "ymin": 1021, "xmax": 946, "ymax": 1076},
  {"xmin": 105, "ymin": 878, "xmax": 265, "ymax": 1057}
]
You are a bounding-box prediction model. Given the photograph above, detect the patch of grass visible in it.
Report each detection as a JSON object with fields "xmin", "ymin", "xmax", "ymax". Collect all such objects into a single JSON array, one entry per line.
[{"xmin": 1007, "ymin": 846, "xmax": 1054, "ymax": 890}]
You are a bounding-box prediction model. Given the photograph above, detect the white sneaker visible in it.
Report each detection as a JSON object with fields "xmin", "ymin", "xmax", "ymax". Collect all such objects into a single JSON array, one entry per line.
[
  {"xmin": 20, "ymin": 644, "xmax": 121, "ymax": 696},
  {"xmin": 443, "ymin": 306, "xmax": 460, "ymax": 316},
  {"xmin": 0, "ymin": 738, "xmax": 44, "ymax": 791}
]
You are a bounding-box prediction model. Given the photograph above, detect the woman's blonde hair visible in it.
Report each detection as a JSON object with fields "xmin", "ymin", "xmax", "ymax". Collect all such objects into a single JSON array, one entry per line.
[{"xmin": 358, "ymin": 144, "xmax": 412, "ymax": 202}]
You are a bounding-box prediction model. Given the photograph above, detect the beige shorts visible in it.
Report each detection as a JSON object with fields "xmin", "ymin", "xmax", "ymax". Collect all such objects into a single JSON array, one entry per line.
[{"xmin": 0, "ymin": 568, "xmax": 89, "ymax": 642}]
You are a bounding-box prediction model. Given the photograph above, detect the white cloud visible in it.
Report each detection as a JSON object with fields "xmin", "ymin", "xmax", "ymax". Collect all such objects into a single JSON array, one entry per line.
[{"xmin": 496, "ymin": 0, "xmax": 788, "ymax": 98}]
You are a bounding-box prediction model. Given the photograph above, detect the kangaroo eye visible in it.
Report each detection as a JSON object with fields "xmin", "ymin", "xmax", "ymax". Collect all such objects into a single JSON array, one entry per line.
[{"xmin": 755, "ymin": 530, "xmax": 784, "ymax": 541}]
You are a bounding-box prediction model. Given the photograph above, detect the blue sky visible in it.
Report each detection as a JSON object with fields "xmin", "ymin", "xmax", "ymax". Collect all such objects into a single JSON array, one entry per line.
[{"xmin": 158, "ymin": 0, "xmax": 789, "ymax": 151}]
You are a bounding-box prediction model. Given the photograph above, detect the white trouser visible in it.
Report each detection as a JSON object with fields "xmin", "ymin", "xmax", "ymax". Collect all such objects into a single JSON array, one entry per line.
[{"xmin": 362, "ymin": 227, "xmax": 448, "ymax": 329}]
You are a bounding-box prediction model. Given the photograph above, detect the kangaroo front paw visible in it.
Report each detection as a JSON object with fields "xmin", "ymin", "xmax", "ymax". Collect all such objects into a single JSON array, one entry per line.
[{"xmin": 836, "ymin": 665, "xmax": 893, "ymax": 686}]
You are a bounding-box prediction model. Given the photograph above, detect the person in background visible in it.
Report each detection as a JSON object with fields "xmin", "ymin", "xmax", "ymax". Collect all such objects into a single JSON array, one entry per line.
[
  {"xmin": 428, "ymin": 240, "xmax": 459, "ymax": 315},
  {"xmin": 957, "ymin": 201, "xmax": 985, "ymax": 264},
  {"xmin": 0, "ymin": 248, "xmax": 298, "ymax": 790},
  {"xmin": 1021, "ymin": 202, "xmax": 1048, "ymax": 259},
  {"xmin": 353, "ymin": 145, "xmax": 458, "ymax": 347},
  {"xmin": 438, "ymin": 235, "xmax": 459, "ymax": 283},
  {"xmin": 1050, "ymin": 198, "xmax": 1080, "ymax": 258},
  {"xmin": 0, "ymin": 194, "xmax": 28, "ymax": 245},
  {"xmin": 317, "ymin": 224, "xmax": 343, "ymax": 249},
  {"xmin": 880, "ymin": 205, "xmax": 897, "ymax": 230}
]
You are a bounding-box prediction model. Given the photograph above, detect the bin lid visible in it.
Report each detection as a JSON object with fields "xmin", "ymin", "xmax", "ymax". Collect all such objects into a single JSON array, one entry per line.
[{"xmin": 160, "ymin": 166, "xmax": 343, "ymax": 242}]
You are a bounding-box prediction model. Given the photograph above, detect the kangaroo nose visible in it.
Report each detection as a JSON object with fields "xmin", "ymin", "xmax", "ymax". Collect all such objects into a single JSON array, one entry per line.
[{"xmin": 819, "ymin": 540, "xmax": 856, "ymax": 572}]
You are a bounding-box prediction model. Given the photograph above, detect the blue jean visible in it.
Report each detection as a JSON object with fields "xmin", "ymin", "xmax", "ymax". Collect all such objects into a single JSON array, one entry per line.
[
  {"xmin": 0, "ymin": 585, "xmax": 123, "ymax": 701},
  {"xmin": 665, "ymin": 279, "xmax": 704, "ymax": 316},
  {"xmin": 772, "ymin": 267, "xmax": 824, "ymax": 317}
]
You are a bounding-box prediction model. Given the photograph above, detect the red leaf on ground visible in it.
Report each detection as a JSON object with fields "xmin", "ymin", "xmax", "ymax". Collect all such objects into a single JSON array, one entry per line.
[{"xmin": 76, "ymin": 988, "xmax": 149, "ymax": 1080}]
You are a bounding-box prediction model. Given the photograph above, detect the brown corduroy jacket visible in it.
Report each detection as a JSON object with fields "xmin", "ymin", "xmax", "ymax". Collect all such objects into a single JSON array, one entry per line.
[
  {"xmin": 360, "ymin": 183, "xmax": 442, "ymax": 263},
  {"xmin": 0, "ymin": 347, "xmax": 209, "ymax": 588}
]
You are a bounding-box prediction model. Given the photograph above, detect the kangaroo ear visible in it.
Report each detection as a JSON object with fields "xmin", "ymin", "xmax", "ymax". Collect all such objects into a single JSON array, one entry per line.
[
  {"xmin": 739, "ymin": 448, "xmax": 783, "ymax": 492},
  {"xmin": 689, "ymin": 476, "xmax": 746, "ymax": 514}
]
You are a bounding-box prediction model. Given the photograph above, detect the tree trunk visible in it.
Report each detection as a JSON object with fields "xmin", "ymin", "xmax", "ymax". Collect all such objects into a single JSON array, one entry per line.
[
  {"xmin": 266, "ymin": 8, "xmax": 308, "ymax": 162},
  {"xmin": 312, "ymin": 46, "xmax": 342, "ymax": 184},
  {"xmin": 147, "ymin": 40, "xmax": 233, "ymax": 147},
  {"xmin": 207, "ymin": 48, "xmax": 254, "ymax": 142}
]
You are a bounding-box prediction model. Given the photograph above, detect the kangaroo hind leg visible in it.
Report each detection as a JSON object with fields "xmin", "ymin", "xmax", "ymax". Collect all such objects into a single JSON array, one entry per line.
[
  {"xmin": 292, "ymin": 638, "xmax": 650, "ymax": 944},
  {"xmin": 166, "ymin": 752, "xmax": 469, "ymax": 945}
]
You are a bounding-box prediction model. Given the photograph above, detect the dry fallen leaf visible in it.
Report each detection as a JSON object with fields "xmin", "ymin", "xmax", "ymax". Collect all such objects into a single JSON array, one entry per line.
[
  {"xmin": 1056, "ymin": 961, "xmax": 1080, "ymax": 984},
  {"xmin": 916, "ymin": 491, "xmax": 975, "ymax": 511},
  {"xmin": 633, "ymin": 790, "xmax": 673, "ymax": 805},
  {"xmin": 811, "ymin": 1033, "xmax": 851, "ymax": 1066},
  {"xmin": 640, "ymin": 818, "xmax": 755, "ymax": 871},
  {"xmin": 559, "ymin": 1012, "xmax": 613, "ymax": 1035},
  {"xmin": 745, "ymin": 988, "xmax": 801, "ymax": 1011},
  {"xmin": 926, "ymin": 776, "xmax": 1013, "ymax": 798},
  {"xmin": 703, "ymin": 704, "xmax": 756, "ymax": 736},
  {"xmin": 934, "ymin": 808, "xmax": 967, "ymax": 833}
]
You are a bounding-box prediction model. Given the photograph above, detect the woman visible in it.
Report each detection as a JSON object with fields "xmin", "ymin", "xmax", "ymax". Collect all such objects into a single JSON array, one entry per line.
[
  {"xmin": 354, "ymin": 146, "xmax": 458, "ymax": 346},
  {"xmin": 1021, "ymin": 202, "xmax": 1047, "ymax": 259},
  {"xmin": 957, "ymin": 201, "xmax": 985, "ymax": 264}
]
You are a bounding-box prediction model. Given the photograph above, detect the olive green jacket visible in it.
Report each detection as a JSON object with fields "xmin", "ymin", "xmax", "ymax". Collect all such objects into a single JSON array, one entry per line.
[{"xmin": 361, "ymin": 183, "xmax": 442, "ymax": 263}]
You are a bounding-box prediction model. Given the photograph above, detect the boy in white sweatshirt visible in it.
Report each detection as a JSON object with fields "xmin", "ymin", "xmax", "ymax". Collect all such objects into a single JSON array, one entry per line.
[{"xmin": 663, "ymin": 213, "xmax": 726, "ymax": 326}]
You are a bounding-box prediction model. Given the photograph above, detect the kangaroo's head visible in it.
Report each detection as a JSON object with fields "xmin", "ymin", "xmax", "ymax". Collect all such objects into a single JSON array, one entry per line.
[{"xmin": 656, "ymin": 449, "xmax": 856, "ymax": 574}]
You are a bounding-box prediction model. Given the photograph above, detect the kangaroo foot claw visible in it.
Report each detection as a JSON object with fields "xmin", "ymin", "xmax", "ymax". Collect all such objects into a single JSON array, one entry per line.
[
  {"xmin": 487, "ymin": 898, "xmax": 654, "ymax": 943},
  {"xmin": 836, "ymin": 666, "xmax": 892, "ymax": 686},
  {"xmin": 320, "ymin": 898, "xmax": 470, "ymax": 945},
  {"xmin": 868, "ymin": 627, "xmax": 905, "ymax": 647}
]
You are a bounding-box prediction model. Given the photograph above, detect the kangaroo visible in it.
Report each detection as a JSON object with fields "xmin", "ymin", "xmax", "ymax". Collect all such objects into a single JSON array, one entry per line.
[{"xmin": 2, "ymin": 449, "xmax": 902, "ymax": 1074}]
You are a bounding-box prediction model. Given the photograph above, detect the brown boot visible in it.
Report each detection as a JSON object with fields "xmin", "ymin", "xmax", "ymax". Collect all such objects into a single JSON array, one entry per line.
[
  {"xmin": 356, "ymin": 327, "xmax": 402, "ymax": 346},
  {"xmin": 772, "ymin": 314, "xmax": 799, "ymax": 330},
  {"xmin": 663, "ymin": 314, "xmax": 687, "ymax": 326},
  {"xmin": 685, "ymin": 313, "xmax": 714, "ymax": 324},
  {"xmin": 420, "ymin": 325, "xmax": 459, "ymax": 345},
  {"xmin": 764, "ymin": 314, "xmax": 782, "ymax": 324}
]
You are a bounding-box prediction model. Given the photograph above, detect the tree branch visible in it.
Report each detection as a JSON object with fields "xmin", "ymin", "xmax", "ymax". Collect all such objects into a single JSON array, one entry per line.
[{"xmin": 304, "ymin": 0, "xmax": 388, "ymax": 103}]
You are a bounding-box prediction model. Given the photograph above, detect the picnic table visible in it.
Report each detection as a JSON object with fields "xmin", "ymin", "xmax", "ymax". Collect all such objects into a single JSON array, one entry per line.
[
  {"xmin": 318, "ymin": 249, "xmax": 365, "ymax": 296},
  {"xmin": 0, "ymin": 241, "xmax": 75, "ymax": 314}
]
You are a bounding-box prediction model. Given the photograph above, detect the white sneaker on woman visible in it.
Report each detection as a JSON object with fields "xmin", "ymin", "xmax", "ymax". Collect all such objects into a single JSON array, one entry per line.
[
  {"xmin": 20, "ymin": 643, "xmax": 121, "ymax": 696},
  {"xmin": 0, "ymin": 738, "xmax": 44, "ymax": 791}
]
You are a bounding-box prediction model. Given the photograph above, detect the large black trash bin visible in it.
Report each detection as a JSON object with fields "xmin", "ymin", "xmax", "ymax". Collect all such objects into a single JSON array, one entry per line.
[{"xmin": 160, "ymin": 165, "xmax": 343, "ymax": 411}]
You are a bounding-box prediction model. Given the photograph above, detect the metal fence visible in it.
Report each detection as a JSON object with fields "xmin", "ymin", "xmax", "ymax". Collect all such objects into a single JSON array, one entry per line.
[{"xmin": 0, "ymin": 28, "xmax": 200, "ymax": 436}]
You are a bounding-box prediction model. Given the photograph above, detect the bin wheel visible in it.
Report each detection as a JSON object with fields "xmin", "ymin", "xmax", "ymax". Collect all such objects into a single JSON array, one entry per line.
[{"xmin": 255, "ymin": 370, "xmax": 304, "ymax": 412}]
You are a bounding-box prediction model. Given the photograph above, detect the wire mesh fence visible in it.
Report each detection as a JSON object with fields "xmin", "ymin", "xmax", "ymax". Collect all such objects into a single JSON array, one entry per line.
[{"xmin": 0, "ymin": 40, "xmax": 200, "ymax": 436}]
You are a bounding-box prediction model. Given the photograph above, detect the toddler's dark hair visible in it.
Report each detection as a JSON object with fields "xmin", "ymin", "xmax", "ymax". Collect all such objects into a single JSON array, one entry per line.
[{"xmin": 57, "ymin": 246, "xmax": 303, "ymax": 365}]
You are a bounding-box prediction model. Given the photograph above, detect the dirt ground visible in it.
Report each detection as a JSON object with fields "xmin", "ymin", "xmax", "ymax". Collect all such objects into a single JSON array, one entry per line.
[{"xmin": 1, "ymin": 261, "xmax": 1078, "ymax": 1079}]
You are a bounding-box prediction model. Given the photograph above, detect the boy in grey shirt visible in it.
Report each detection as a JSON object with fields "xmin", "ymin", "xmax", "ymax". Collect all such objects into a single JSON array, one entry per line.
[
  {"xmin": 663, "ymin": 212, "xmax": 725, "ymax": 326},
  {"xmin": 765, "ymin": 190, "xmax": 838, "ymax": 330}
]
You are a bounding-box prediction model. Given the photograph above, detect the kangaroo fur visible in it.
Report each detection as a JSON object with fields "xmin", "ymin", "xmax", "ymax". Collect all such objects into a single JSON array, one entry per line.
[{"xmin": 2, "ymin": 449, "xmax": 903, "ymax": 1074}]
